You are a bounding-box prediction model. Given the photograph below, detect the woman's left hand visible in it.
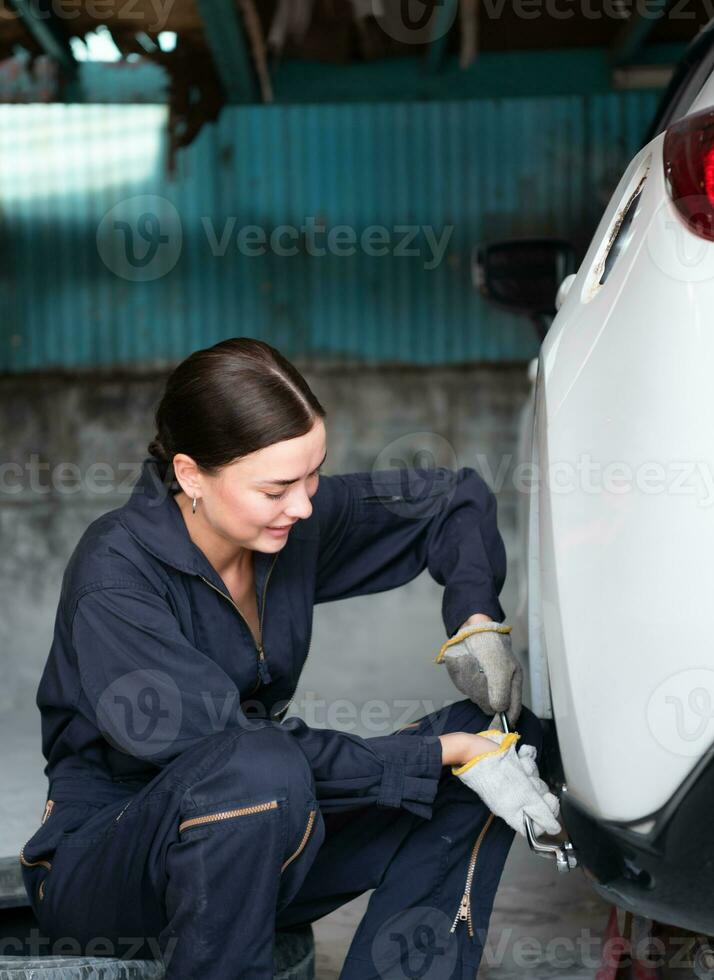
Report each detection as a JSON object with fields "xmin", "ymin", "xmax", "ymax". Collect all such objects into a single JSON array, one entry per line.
[
  {"xmin": 451, "ymin": 731, "xmax": 561, "ymax": 838},
  {"xmin": 435, "ymin": 615, "xmax": 523, "ymax": 726}
]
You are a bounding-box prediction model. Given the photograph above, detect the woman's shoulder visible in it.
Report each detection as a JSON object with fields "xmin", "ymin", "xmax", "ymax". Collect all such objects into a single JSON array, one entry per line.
[{"xmin": 60, "ymin": 507, "xmax": 161, "ymax": 611}]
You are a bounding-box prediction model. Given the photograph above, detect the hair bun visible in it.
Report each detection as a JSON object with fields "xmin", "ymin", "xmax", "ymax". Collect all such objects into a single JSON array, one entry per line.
[{"xmin": 147, "ymin": 436, "xmax": 169, "ymax": 462}]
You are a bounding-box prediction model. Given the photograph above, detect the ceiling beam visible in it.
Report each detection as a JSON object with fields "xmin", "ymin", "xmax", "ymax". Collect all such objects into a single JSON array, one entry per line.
[
  {"xmin": 610, "ymin": 0, "xmax": 670, "ymax": 67},
  {"xmin": 11, "ymin": 0, "xmax": 76, "ymax": 77},
  {"xmin": 427, "ymin": 0, "xmax": 459, "ymax": 73},
  {"xmin": 194, "ymin": 0, "xmax": 256, "ymax": 102}
]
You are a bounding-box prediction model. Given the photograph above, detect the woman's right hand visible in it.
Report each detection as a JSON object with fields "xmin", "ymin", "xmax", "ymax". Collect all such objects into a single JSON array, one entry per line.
[
  {"xmin": 438, "ymin": 731, "xmax": 507, "ymax": 767},
  {"xmin": 440, "ymin": 730, "xmax": 561, "ymax": 838}
]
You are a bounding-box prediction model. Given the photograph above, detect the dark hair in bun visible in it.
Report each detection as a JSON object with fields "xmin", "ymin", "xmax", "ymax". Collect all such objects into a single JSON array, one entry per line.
[{"xmin": 147, "ymin": 337, "xmax": 325, "ymax": 483}]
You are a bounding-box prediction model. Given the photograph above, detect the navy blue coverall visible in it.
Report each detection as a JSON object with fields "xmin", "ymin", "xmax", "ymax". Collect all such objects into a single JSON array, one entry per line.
[{"xmin": 20, "ymin": 457, "xmax": 544, "ymax": 980}]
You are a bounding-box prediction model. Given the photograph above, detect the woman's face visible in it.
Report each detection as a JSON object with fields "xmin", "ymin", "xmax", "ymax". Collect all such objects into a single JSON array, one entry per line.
[{"xmin": 188, "ymin": 418, "xmax": 327, "ymax": 553}]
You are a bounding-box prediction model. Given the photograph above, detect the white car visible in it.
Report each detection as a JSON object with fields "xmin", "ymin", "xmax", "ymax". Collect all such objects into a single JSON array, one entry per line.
[{"xmin": 478, "ymin": 21, "xmax": 714, "ymax": 934}]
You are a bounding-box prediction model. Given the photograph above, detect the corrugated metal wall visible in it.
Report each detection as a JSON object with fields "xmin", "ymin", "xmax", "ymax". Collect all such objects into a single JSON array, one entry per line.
[{"xmin": 1, "ymin": 93, "xmax": 659, "ymax": 372}]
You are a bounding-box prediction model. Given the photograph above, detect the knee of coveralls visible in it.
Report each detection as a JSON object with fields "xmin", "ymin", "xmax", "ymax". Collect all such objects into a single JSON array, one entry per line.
[
  {"xmin": 429, "ymin": 702, "xmax": 545, "ymax": 973},
  {"xmin": 25, "ymin": 725, "xmax": 325, "ymax": 966},
  {"xmin": 421, "ymin": 702, "xmax": 546, "ymax": 976},
  {"xmin": 167, "ymin": 722, "xmax": 326, "ymax": 910},
  {"xmin": 335, "ymin": 701, "xmax": 540, "ymax": 980}
]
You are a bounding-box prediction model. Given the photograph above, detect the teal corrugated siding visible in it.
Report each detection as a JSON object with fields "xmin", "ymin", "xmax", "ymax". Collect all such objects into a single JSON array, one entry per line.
[{"xmin": 0, "ymin": 93, "xmax": 659, "ymax": 372}]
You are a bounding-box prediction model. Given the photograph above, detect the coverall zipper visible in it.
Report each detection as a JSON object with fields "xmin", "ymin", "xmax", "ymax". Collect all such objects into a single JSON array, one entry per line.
[
  {"xmin": 19, "ymin": 799, "xmax": 55, "ymax": 901},
  {"xmin": 450, "ymin": 812, "xmax": 495, "ymax": 936},
  {"xmin": 178, "ymin": 800, "xmax": 279, "ymax": 833},
  {"xmin": 275, "ymin": 612, "xmax": 315, "ymax": 721},
  {"xmin": 200, "ymin": 552, "xmax": 279, "ymax": 693},
  {"xmin": 281, "ymin": 809, "xmax": 317, "ymax": 873},
  {"xmin": 177, "ymin": 803, "xmax": 316, "ymax": 875}
]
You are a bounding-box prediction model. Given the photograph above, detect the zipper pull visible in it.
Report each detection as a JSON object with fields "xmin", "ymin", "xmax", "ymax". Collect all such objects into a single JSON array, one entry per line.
[
  {"xmin": 115, "ymin": 801, "xmax": 132, "ymax": 823},
  {"xmin": 274, "ymin": 697, "xmax": 294, "ymax": 721},
  {"xmin": 41, "ymin": 800, "xmax": 54, "ymax": 824},
  {"xmin": 257, "ymin": 647, "xmax": 273, "ymax": 686},
  {"xmin": 450, "ymin": 895, "xmax": 470, "ymax": 933}
]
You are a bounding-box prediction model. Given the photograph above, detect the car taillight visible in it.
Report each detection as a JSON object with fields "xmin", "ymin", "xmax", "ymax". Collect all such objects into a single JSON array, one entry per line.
[{"xmin": 663, "ymin": 107, "xmax": 714, "ymax": 242}]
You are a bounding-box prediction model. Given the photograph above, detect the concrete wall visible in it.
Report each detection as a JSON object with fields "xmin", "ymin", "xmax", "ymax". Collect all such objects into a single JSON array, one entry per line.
[{"xmin": 0, "ymin": 365, "xmax": 532, "ymax": 732}]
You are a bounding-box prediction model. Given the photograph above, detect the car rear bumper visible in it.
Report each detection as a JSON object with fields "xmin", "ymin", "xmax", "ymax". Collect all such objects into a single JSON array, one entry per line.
[{"xmin": 560, "ymin": 746, "xmax": 714, "ymax": 933}]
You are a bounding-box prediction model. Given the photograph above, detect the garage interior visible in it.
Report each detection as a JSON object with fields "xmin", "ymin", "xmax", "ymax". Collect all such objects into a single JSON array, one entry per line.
[{"xmin": 0, "ymin": 2, "xmax": 708, "ymax": 977}]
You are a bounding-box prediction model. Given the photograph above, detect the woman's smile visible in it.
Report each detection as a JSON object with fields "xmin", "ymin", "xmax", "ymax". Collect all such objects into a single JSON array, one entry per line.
[{"xmin": 264, "ymin": 522, "xmax": 294, "ymax": 538}]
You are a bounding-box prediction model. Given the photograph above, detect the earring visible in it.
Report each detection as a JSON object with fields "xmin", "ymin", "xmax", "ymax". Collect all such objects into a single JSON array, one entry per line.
[{"xmin": 192, "ymin": 496, "xmax": 197, "ymax": 515}]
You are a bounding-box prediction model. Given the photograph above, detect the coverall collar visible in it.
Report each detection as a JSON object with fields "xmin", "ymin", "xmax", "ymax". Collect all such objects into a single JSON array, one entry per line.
[{"xmin": 118, "ymin": 456, "xmax": 274, "ymax": 593}]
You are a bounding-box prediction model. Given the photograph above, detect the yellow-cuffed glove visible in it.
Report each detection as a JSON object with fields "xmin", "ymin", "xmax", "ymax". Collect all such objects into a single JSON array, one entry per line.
[
  {"xmin": 451, "ymin": 730, "xmax": 561, "ymax": 838},
  {"xmin": 516, "ymin": 743, "xmax": 561, "ymax": 817},
  {"xmin": 435, "ymin": 623, "xmax": 523, "ymax": 726}
]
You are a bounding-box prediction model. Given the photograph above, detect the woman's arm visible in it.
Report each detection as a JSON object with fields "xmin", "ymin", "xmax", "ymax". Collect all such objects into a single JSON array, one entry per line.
[
  {"xmin": 311, "ymin": 467, "xmax": 506, "ymax": 636},
  {"xmin": 458, "ymin": 612, "xmax": 495, "ymax": 628},
  {"xmin": 439, "ymin": 731, "xmax": 502, "ymax": 767},
  {"xmin": 71, "ymin": 584, "xmax": 445, "ymax": 817}
]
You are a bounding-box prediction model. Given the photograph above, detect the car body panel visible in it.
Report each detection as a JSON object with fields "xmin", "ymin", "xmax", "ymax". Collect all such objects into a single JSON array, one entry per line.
[{"xmin": 528, "ymin": 69, "xmax": 714, "ymax": 822}]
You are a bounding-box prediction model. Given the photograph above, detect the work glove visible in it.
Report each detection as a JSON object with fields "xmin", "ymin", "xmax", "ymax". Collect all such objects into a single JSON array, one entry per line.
[
  {"xmin": 451, "ymin": 729, "xmax": 561, "ymax": 838},
  {"xmin": 516, "ymin": 743, "xmax": 560, "ymax": 808},
  {"xmin": 435, "ymin": 622, "xmax": 523, "ymax": 726}
]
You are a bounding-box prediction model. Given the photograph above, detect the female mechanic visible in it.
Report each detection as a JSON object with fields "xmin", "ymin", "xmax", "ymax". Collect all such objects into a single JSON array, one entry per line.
[{"xmin": 21, "ymin": 337, "xmax": 560, "ymax": 980}]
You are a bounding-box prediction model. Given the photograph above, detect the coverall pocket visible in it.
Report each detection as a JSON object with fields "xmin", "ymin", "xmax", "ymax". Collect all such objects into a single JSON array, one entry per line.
[
  {"xmin": 57, "ymin": 800, "xmax": 126, "ymax": 848},
  {"xmin": 357, "ymin": 470, "xmax": 456, "ymax": 522},
  {"xmin": 19, "ymin": 800, "xmax": 105, "ymax": 906},
  {"xmin": 177, "ymin": 797, "xmax": 282, "ymax": 836},
  {"xmin": 281, "ymin": 805, "xmax": 319, "ymax": 874},
  {"xmin": 19, "ymin": 804, "xmax": 54, "ymax": 908},
  {"xmin": 21, "ymin": 800, "xmax": 101, "ymax": 860}
]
